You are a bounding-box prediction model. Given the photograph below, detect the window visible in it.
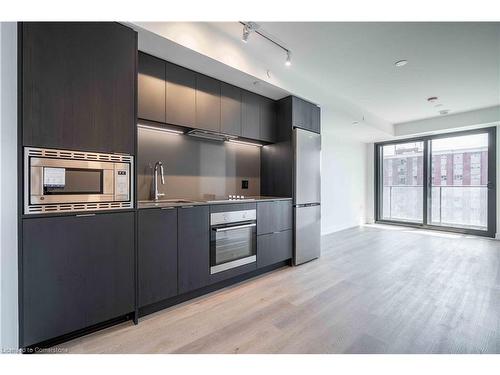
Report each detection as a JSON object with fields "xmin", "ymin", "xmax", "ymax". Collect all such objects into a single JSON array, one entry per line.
[
  {"xmin": 470, "ymin": 153, "xmax": 481, "ymax": 185},
  {"xmin": 453, "ymin": 154, "xmax": 463, "ymax": 185},
  {"xmin": 376, "ymin": 128, "xmax": 496, "ymax": 237}
]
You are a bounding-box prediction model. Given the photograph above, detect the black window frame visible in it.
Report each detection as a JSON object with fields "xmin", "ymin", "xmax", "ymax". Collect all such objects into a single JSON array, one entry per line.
[{"xmin": 374, "ymin": 126, "xmax": 496, "ymax": 238}]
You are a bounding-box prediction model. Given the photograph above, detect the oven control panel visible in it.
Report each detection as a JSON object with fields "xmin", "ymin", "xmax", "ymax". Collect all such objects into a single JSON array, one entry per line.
[{"xmin": 210, "ymin": 209, "xmax": 257, "ymax": 226}]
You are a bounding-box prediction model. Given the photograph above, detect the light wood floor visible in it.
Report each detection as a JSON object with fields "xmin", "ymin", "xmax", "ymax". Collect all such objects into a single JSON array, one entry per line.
[{"xmin": 61, "ymin": 225, "xmax": 500, "ymax": 354}]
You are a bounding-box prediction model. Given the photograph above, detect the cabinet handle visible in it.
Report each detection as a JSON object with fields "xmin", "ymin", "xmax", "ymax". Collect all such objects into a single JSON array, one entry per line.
[
  {"xmin": 161, "ymin": 207, "xmax": 176, "ymax": 210},
  {"xmin": 181, "ymin": 205, "xmax": 194, "ymax": 209},
  {"xmin": 75, "ymin": 213, "xmax": 96, "ymax": 217},
  {"xmin": 214, "ymin": 223, "xmax": 256, "ymax": 232}
]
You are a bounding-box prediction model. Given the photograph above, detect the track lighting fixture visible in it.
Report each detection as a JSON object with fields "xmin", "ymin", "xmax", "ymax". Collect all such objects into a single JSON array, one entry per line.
[
  {"xmin": 285, "ymin": 50, "xmax": 292, "ymax": 66},
  {"xmin": 240, "ymin": 22, "xmax": 292, "ymax": 68},
  {"xmin": 242, "ymin": 24, "xmax": 251, "ymax": 43}
]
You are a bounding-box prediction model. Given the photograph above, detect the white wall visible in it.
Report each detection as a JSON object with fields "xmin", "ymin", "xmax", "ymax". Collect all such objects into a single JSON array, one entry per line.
[
  {"xmin": 321, "ymin": 118, "xmax": 367, "ymax": 235},
  {"xmin": 0, "ymin": 22, "xmax": 19, "ymax": 352},
  {"xmin": 395, "ymin": 106, "xmax": 500, "ymax": 137}
]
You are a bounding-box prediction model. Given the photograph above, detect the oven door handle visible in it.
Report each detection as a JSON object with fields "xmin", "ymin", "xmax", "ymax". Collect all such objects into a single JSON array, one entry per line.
[{"xmin": 213, "ymin": 223, "xmax": 256, "ymax": 232}]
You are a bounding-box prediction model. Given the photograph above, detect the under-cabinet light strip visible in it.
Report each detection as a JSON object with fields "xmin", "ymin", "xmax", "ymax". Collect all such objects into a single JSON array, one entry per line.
[
  {"xmin": 137, "ymin": 124, "xmax": 184, "ymax": 135},
  {"xmin": 227, "ymin": 139, "xmax": 264, "ymax": 147}
]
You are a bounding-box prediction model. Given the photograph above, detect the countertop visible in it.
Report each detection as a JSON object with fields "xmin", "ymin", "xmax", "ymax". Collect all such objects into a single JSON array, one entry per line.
[{"xmin": 137, "ymin": 196, "xmax": 292, "ymax": 210}]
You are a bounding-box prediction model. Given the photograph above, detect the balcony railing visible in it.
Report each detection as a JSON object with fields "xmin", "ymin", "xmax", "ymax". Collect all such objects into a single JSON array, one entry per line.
[{"xmin": 382, "ymin": 185, "xmax": 488, "ymax": 229}]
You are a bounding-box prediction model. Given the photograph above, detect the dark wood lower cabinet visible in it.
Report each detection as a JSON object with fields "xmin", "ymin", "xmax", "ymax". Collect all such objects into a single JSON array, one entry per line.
[
  {"xmin": 178, "ymin": 206, "xmax": 210, "ymax": 294},
  {"xmin": 257, "ymin": 200, "xmax": 293, "ymax": 235},
  {"xmin": 138, "ymin": 208, "xmax": 178, "ymax": 307},
  {"xmin": 257, "ymin": 230, "xmax": 292, "ymax": 268},
  {"xmin": 21, "ymin": 212, "xmax": 135, "ymax": 347}
]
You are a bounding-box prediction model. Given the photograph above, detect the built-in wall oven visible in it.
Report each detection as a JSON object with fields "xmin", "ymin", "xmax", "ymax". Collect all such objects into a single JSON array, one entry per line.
[
  {"xmin": 210, "ymin": 209, "xmax": 257, "ymax": 274},
  {"xmin": 24, "ymin": 147, "xmax": 133, "ymax": 214}
]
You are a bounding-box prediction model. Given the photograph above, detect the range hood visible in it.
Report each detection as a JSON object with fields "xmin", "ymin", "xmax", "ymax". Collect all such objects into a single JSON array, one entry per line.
[{"xmin": 186, "ymin": 129, "xmax": 237, "ymax": 142}]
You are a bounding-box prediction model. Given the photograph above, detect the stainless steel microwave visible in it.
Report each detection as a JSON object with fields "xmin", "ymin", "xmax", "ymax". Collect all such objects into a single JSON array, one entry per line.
[{"xmin": 24, "ymin": 147, "xmax": 133, "ymax": 214}]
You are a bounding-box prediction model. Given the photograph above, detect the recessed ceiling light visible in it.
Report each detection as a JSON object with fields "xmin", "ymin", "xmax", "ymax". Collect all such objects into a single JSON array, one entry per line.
[
  {"xmin": 394, "ymin": 60, "xmax": 408, "ymax": 67},
  {"xmin": 439, "ymin": 109, "xmax": 450, "ymax": 115},
  {"xmin": 427, "ymin": 96, "xmax": 438, "ymax": 103},
  {"xmin": 434, "ymin": 103, "xmax": 443, "ymax": 108},
  {"xmin": 352, "ymin": 121, "xmax": 359, "ymax": 125}
]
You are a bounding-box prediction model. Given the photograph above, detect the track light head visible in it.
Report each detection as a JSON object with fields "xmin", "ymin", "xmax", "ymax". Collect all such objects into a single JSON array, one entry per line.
[
  {"xmin": 242, "ymin": 25, "xmax": 251, "ymax": 43},
  {"xmin": 285, "ymin": 51, "xmax": 292, "ymax": 66}
]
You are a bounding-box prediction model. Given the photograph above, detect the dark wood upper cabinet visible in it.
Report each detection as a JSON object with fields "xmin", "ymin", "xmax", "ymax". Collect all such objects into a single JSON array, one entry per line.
[
  {"xmin": 166, "ymin": 61, "xmax": 196, "ymax": 128},
  {"xmin": 138, "ymin": 208, "xmax": 178, "ymax": 308},
  {"xmin": 220, "ymin": 82, "xmax": 242, "ymax": 137},
  {"xmin": 241, "ymin": 90, "xmax": 261, "ymax": 140},
  {"xmin": 259, "ymin": 96, "xmax": 276, "ymax": 142},
  {"xmin": 312, "ymin": 104, "xmax": 321, "ymax": 133},
  {"xmin": 178, "ymin": 206, "xmax": 210, "ymax": 294},
  {"xmin": 195, "ymin": 74, "xmax": 221, "ymax": 132},
  {"xmin": 292, "ymin": 96, "xmax": 312, "ymax": 131},
  {"xmin": 291, "ymin": 96, "xmax": 320, "ymax": 134},
  {"xmin": 138, "ymin": 52, "xmax": 166, "ymax": 123},
  {"xmin": 136, "ymin": 52, "xmax": 282, "ymax": 141},
  {"xmin": 21, "ymin": 212, "xmax": 135, "ymax": 347},
  {"xmin": 22, "ymin": 22, "xmax": 136, "ymax": 154}
]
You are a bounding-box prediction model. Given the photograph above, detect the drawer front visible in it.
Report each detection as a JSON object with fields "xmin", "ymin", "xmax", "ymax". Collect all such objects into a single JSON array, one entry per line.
[
  {"xmin": 257, "ymin": 230, "xmax": 292, "ymax": 268},
  {"xmin": 257, "ymin": 200, "xmax": 292, "ymax": 235}
]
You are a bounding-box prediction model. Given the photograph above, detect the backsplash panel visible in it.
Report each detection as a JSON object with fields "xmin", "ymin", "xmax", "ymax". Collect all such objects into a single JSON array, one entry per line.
[{"xmin": 137, "ymin": 127, "xmax": 261, "ymax": 201}]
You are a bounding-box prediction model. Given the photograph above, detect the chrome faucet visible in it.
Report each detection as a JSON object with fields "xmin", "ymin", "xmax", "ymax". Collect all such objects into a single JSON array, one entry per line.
[{"xmin": 153, "ymin": 161, "xmax": 165, "ymax": 201}]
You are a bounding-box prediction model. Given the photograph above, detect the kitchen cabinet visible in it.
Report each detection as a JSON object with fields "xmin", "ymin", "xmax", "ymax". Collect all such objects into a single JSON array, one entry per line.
[
  {"xmin": 241, "ymin": 90, "xmax": 261, "ymax": 140},
  {"xmin": 166, "ymin": 61, "xmax": 196, "ymax": 128},
  {"xmin": 136, "ymin": 51, "xmax": 280, "ymax": 142},
  {"xmin": 292, "ymin": 96, "xmax": 311, "ymax": 131},
  {"xmin": 257, "ymin": 230, "xmax": 292, "ymax": 268},
  {"xmin": 291, "ymin": 96, "xmax": 320, "ymax": 134},
  {"xmin": 257, "ymin": 200, "xmax": 293, "ymax": 235},
  {"xmin": 138, "ymin": 52, "xmax": 166, "ymax": 123},
  {"xmin": 138, "ymin": 208, "xmax": 178, "ymax": 308},
  {"xmin": 21, "ymin": 212, "xmax": 135, "ymax": 347},
  {"xmin": 311, "ymin": 104, "xmax": 321, "ymax": 133},
  {"xmin": 22, "ymin": 22, "xmax": 136, "ymax": 154},
  {"xmin": 220, "ymin": 82, "xmax": 242, "ymax": 137},
  {"xmin": 178, "ymin": 206, "xmax": 210, "ymax": 294},
  {"xmin": 195, "ymin": 74, "xmax": 221, "ymax": 132},
  {"xmin": 259, "ymin": 96, "xmax": 276, "ymax": 142}
]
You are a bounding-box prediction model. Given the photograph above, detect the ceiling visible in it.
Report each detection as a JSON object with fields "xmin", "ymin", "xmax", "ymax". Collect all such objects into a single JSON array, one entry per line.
[
  {"xmin": 131, "ymin": 22, "xmax": 500, "ymax": 142},
  {"xmin": 257, "ymin": 22, "xmax": 500, "ymax": 124}
]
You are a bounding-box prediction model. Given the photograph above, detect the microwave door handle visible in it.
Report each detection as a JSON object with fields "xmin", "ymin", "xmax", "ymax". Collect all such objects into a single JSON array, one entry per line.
[{"xmin": 213, "ymin": 223, "xmax": 256, "ymax": 232}]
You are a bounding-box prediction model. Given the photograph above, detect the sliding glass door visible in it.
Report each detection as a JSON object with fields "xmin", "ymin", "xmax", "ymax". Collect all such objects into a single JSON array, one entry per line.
[
  {"xmin": 429, "ymin": 133, "xmax": 489, "ymax": 231},
  {"xmin": 375, "ymin": 127, "xmax": 496, "ymax": 237},
  {"xmin": 381, "ymin": 141, "xmax": 424, "ymax": 223}
]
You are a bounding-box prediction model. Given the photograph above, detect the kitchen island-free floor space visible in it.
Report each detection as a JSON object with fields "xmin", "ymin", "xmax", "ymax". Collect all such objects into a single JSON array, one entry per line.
[{"xmin": 61, "ymin": 225, "xmax": 500, "ymax": 353}]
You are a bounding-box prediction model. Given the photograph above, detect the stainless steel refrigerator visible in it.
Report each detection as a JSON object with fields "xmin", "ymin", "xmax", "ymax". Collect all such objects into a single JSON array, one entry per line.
[{"xmin": 293, "ymin": 128, "xmax": 321, "ymax": 265}]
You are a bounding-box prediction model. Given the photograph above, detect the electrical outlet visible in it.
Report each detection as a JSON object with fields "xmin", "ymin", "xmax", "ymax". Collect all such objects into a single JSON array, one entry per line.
[{"xmin": 241, "ymin": 180, "xmax": 249, "ymax": 189}]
